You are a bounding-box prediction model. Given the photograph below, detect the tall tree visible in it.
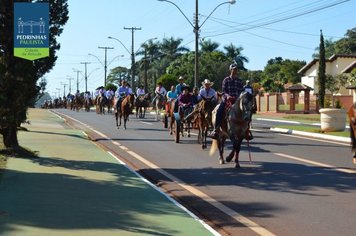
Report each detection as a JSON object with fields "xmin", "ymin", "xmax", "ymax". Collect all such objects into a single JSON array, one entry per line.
[
  {"xmin": 136, "ymin": 39, "xmax": 160, "ymax": 92},
  {"xmin": 223, "ymin": 43, "xmax": 249, "ymax": 70},
  {"xmin": 318, "ymin": 30, "xmax": 326, "ymax": 109},
  {"xmin": 0, "ymin": 0, "xmax": 68, "ymax": 149},
  {"xmin": 199, "ymin": 39, "xmax": 220, "ymax": 53}
]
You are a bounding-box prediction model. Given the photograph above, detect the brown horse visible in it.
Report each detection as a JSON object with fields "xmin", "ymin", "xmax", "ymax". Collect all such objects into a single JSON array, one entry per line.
[
  {"xmin": 135, "ymin": 93, "xmax": 151, "ymax": 118},
  {"xmin": 115, "ymin": 94, "xmax": 135, "ymax": 129},
  {"xmin": 196, "ymin": 97, "xmax": 215, "ymax": 149},
  {"xmin": 348, "ymin": 103, "xmax": 356, "ymax": 164},
  {"xmin": 210, "ymin": 92, "xmax": 254, "ymax": 168}
]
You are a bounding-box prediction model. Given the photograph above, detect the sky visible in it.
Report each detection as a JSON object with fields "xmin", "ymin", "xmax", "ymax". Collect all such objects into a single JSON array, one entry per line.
[{"xmin": 45, "ymin": 0, "xmax": 355, "ymax": 98}]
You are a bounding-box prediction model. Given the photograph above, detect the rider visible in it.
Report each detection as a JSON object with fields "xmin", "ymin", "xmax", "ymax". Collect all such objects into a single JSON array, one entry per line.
[
  {"xmin": 199, "ymin": 79, "xmax": 217, "ymax": 103},
  {"xmin": 136, "ymin": 84, "xmax": 145, "ymax": 97},
  {"xmin": 186, "ymin": 79, "xmax": 217, "ymax": 122},
  {"xmin": 209, "ymin": 63, "xmax": 245, "ymax": 139},
  {"xmin": 152, "ymin": 82, "xmax": 167, "ymax": 105},
  {"xmin": 166, "ymin": 85, "xmax": 178, "ymax": 102},
  {"xmin": 115, "ymin": 80, "xmax": 129, "ymax": 111},
  {"xmin": 175, "ymin": 76, "xmax": 186, "ymax": 96},
  {"xmin": 177, "ymin": 85, "xmax": 193, "ymax": 115},
  {"xmin": 166, "ymin": 85, "xmax": 178, "ymax": 115}
]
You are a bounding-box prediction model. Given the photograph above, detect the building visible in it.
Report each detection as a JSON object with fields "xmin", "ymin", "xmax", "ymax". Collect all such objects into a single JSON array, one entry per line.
[{"xmin": 299, "ymin": 54, "xmax": 356, "ymax": 95}]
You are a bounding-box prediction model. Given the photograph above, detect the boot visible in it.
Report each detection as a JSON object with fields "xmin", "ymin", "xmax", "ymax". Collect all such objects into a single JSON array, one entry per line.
[{"xmin": 245, "ymin": 130, "xmax": 254, "ymax": 141}]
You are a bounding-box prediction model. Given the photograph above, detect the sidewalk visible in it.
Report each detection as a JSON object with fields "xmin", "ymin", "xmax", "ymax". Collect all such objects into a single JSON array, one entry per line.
[
  {"xmin": 0, "ymin": 109, "xmax": 217, "ymax": 236},
  {"xmin": 255, "ymin": 117, "xmax": 351, "ymax": 143}
]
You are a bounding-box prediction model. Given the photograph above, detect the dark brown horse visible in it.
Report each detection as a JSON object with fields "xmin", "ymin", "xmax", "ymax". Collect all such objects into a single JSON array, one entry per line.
[
  {"xmin": 210, "ymin": 92, "xmax": 254, "ymax": 168},
  {"xmin": 348, "ymin": 103, "xmax": 356, "ymax": 164},
  {"xmin": 135, "ymin": 93, "xmax": 151, "ymax": 118},
  {"xmin": 96, "ymin": 95, "xmax": 107, "ymax": 115},
  {"xmin": 196, "ymin": 97, "xmax": 215, "ymax": 149},
  {"xmin": 115, "ymin": 94, "xmax": 135, "ymax": 129}
]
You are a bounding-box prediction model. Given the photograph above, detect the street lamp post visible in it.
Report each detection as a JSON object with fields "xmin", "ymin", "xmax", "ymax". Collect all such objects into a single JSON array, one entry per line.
[
  {"xmin": 158, "ymin": 0, "xmax": 236, "ymax": 88},
  {"xmin": 108, "ymin": 36, "xmax": 134, "ymax": 87},
  {"xmin": 98, "ymin": 46, "xmax": 114, "ymax": 86}
]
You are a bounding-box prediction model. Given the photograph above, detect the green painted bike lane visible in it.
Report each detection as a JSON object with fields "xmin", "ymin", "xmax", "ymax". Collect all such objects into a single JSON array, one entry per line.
[{"xmin": 0, "ymin": 109, "xmax": 218, "ymax": 236}]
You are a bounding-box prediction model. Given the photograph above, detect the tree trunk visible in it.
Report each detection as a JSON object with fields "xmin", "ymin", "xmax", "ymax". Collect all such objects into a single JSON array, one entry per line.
[{"xmin": 2, "ymin": 125, "xmax": 19, "ymax": 149}]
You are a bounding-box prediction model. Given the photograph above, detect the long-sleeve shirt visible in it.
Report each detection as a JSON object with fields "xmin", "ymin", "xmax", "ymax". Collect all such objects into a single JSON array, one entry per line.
[
  {"xmin": 155, "ymin": 86, "xmax": 167, "ymax": 96},
  {"xmin": 222, "ymin": 76, "xmax": 244, "ymax": 100},
  {"xmin": 199, "ymin": 87, "xmax": 217, "ymax": 101},
  {"xmin": 175, "ymin": 83, "xmax": 186, "ymax": 95},
  {"xmin": 178, "ymin": 93, "xmax": 193, "ymax": 107},
  {"xmin": 115, "ymin": 86, "xmax": 129, "ymax": 97}
]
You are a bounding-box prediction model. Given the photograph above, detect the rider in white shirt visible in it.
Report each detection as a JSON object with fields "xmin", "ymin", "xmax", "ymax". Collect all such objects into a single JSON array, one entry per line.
[{"xmin": 136, "ymin": 85, "xmax": 145, "ymax": 96}]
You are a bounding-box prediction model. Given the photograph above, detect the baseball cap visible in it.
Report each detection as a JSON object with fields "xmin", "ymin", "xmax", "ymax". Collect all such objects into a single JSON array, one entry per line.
[{"xmin": 229, "ymin": 63, "xmax": 238, "ymax": 70}]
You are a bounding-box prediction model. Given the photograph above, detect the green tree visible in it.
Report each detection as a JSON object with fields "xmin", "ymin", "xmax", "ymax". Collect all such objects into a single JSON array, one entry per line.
[
  {"xmin": 318, "ymin": 30, "xmax": 326, "ymax": 109},
  {"xmin": 223, "ymin": 43, "xmax": 249, "ymax": 70},
  {"xmin": 136, "ymin": 38, "xmax": 160, "ymax": 92},
  {"xmin": 107, "ymin": 66, "xmax": 130, "ymax": 85},
  {"xmin": 0, "ymin": 0, "xmax": 68, "ymax": 149},
  {"xmin": 334, "ymin": 28, "xmax": 356, "ymax": 54},
  {"xmin": 313, "ymin": 27, "xmax": 356, "ymax": 58},
  {"xmin": 200, "ymin": 39, "xmax": 220, "ymax": 53}
]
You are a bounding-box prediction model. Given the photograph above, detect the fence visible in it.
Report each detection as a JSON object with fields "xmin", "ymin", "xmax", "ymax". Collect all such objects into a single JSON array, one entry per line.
[{"xmin": 256, "ymin": 92, "xmax": 352, "ymax": 113}]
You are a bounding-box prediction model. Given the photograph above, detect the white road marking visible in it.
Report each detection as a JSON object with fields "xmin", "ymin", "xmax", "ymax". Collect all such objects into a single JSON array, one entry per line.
[
  {"xmin": 140, "ymin": 121, "xmax": 153, "ymax": 125},
  {"xmin": 275, "ymin": 153, "xmax": 356, "ymax": 174}
]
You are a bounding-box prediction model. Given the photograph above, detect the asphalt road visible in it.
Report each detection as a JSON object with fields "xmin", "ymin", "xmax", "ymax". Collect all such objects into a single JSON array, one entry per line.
[{"xmin": 53, "ymin": 108, "xmax": 356, "ymax": 236}]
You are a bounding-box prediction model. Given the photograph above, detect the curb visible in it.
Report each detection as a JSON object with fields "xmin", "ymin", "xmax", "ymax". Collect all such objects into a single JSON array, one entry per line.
[{"xmin": 270, "ymin": 127, "xmax": 351, "ymax": 143}]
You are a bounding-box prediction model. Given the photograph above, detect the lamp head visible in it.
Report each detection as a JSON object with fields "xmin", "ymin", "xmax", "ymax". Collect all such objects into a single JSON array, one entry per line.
[{"xmin": 230, "ymin": 0, "xmax": 236, "ymax": 4}]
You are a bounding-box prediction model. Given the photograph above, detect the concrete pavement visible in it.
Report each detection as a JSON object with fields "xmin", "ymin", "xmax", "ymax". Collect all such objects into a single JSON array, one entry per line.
[{"xmin": 0, "ymin": 108, "xmax": 217, "ymax": 236}]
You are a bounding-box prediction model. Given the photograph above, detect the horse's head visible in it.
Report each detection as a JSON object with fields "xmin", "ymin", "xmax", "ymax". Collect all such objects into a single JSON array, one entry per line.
[
  {"xmin": 144, "ymin": 92, "xmax": 151, "ymax": 100},
  {"xmin": 238, "ymin": 92, "xmax": 254, "ymax": 121},
  {"xmin": 200, "ymin": 97, "xmax": 215, "ymax": 121}
]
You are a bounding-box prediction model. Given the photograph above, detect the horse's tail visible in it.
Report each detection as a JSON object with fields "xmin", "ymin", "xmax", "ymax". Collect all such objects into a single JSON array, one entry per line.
[{"xmin": 209, "ymin": 139, "xmax": 218, "ymax": 156}]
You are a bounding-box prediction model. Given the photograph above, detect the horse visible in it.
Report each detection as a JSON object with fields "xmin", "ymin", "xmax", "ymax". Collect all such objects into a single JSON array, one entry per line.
[
  {"xmin": 115, "ymin": 94, "xmax": 135, "ymax": 129},
  {"xmin": 106, "ymin": 94, "xmax": 115, "ymax": 114},
  {"xmin": 135, "ymin": 93, "xmax": 151, "ymax": 118},
  {"xmin": 96, "ymin": 94, "xmax": 107, "ymax": 115},
  {"xmin": 196, "ymin": 97, "xmax": 215, "ymax": 149},
  {"xmin": 84, "ymin": 96, "xmax": 92, "ymax": 112},
  {"xmin": 209, "ymin": 91, "xmax": 255, "ymax": 168},
  {"xmin": 155, "ymin": 93, "xmax": 166, "ymax": 121},
  {"xmin": 348, "ymin": 103, "xmax": 356, "ymax": 164},
  {"xmin": 73, "ymin": 94, "xmax": 84, "ymax": 112}
]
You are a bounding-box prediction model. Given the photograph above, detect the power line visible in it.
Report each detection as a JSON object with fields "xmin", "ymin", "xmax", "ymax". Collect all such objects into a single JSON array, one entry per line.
[{"xmin": 202, "ymin": 0, "xmax": 350, "ymax": 38}]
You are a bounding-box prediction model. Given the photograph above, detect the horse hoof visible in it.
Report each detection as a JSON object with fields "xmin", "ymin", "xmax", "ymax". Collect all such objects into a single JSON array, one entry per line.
[
  {"xmin": 226, "ymin": 156, "xmax": 233, "ymax": 163},
  {"xmin": 235, "ymin": 163, "xmax": 241, "ymax": 168},
  {"xmin": 219, "ymin": 159, "xmax": 225, "ymax": 165}
]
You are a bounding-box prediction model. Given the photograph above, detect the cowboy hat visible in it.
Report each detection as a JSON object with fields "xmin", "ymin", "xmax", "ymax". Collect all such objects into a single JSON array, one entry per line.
[
  {"xmin": 178, "ymin": 76, "xmax": 185, "ymax": 81},
  {"xmin": 201, "ymin": 79, "xmax": 214, "ymax": 86}
]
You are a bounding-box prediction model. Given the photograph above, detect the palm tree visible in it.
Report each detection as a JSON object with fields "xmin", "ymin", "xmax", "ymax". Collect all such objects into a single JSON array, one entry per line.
[
  {"xmin": 224, "ymin": 43, "xmax": 249, "ymax": 70},
  {"xmin": 160, "ymin": 37, "xmax": 189, "ymax": 61},
  {"xmin": 136, "ymin": 39, "xmax": 160, "ymax": 91},
  {"xmin": 200, "ymin": 39, "xmax": 220, "ymax": 53}
]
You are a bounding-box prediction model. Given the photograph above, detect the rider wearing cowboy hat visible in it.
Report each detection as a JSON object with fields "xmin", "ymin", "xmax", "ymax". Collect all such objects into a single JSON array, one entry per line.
[{"xmin": 198, "ymin": 79, "xmax": 217, "ymax": 103}]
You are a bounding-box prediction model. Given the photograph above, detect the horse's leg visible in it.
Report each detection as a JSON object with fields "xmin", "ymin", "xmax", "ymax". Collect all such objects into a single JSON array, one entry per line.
[
  {"xmin": 203, "ymin": 124, "xmax": 208, "ymax": 149},
  {"xmin": 124, "ymin": 113, "xmax": 128, "ymax": 130},
  {"xmin": 115, "ymin": 112, "xmax": 119, "ymax": 128},
  {"xmin": 233, "ymin": 138, "xmax": 244, "ymax": 168},
  {"xmin": 218, "ymin": 137, "xmax": 225, "ymax": 165}
]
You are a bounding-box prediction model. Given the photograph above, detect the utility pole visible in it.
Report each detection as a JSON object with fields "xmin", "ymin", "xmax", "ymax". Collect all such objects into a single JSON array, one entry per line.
[
  {"xmin": 60, "ymin": 82, "xmax": 68, "ymax": 97},
  {"xmin": 80, "ymin": 62, "xmax": 91, "ymax": 92},
  {"xmin": 124, "ymin": 26, "xmax": 141, "ymax": 90},
  {"xmin": 73, "ymin": 69, "xmax": 82, "ymax": 92},
  {"xmin": 66, "ymin": 77, "xmax": 74, "ymax": 94},
  {"xmin": 98, "ymin": 46, "xmax": 114, "ymax": 86}
]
